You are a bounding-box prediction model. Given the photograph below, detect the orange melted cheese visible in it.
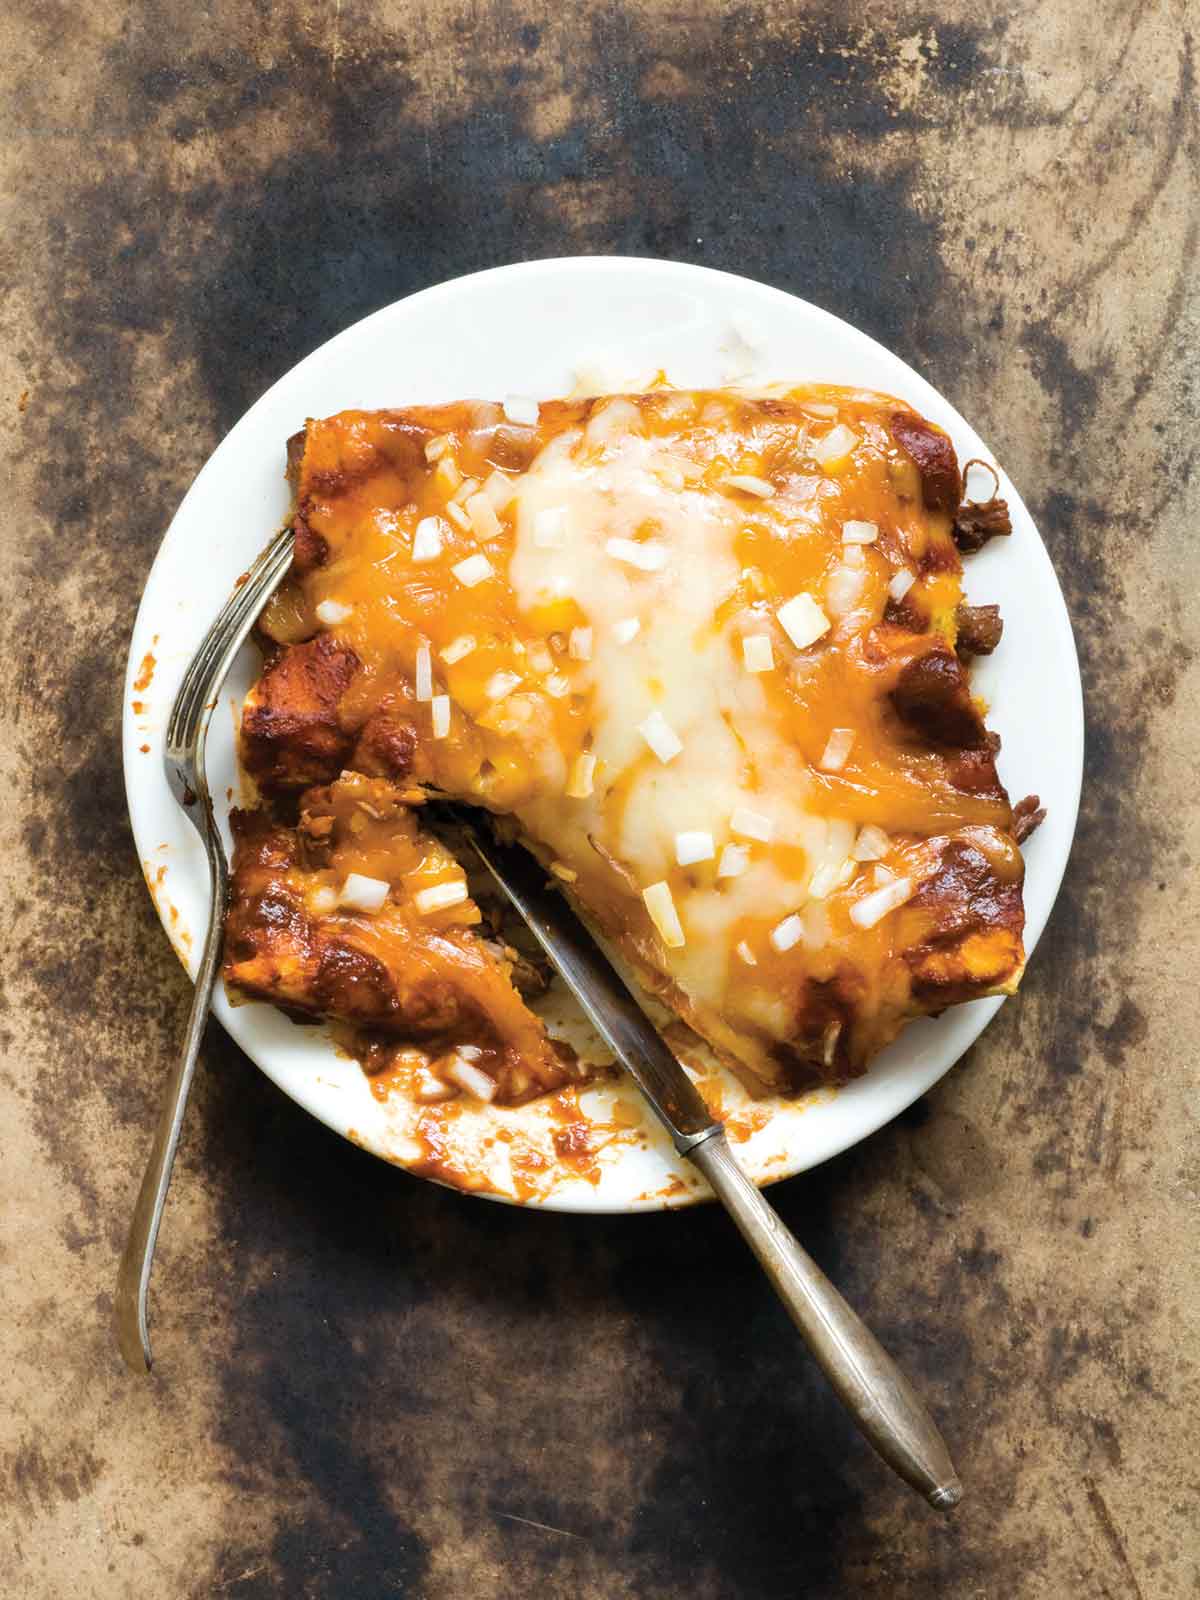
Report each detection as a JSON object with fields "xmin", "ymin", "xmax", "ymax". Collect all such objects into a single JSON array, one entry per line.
[{"xmin": 255, "ymin": 388, "xmax": 1023, "ymax": 1092}]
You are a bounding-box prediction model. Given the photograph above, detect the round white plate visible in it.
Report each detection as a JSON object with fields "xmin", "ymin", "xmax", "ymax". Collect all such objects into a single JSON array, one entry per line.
[{"xmin": 123, "ymin": 256, "xmax": 1083, "ymax": 1212}]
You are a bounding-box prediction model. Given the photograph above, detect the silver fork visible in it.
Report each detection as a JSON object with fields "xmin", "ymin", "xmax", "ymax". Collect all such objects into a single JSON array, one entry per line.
[{"xmin": 115, "ymin": 525, "xmax": 296, "ymax": 1371}]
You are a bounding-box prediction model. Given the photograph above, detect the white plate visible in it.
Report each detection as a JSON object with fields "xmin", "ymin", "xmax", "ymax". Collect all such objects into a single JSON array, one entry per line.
[{"xmin": 123, "ymin": 257, "xmax": 1083, "ymax": 1212}]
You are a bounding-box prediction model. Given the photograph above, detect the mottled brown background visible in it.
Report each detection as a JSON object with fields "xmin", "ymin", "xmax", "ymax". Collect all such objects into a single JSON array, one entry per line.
[{"xmin": 2, "ymin": 0, "xmax": 1197, "ymax": 1594}]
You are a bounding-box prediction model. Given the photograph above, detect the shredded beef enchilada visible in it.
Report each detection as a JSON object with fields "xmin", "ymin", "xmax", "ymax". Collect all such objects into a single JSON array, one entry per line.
[{"xmin": 222, "ymin": 387, "xmax": 1041, "ymax": 1111}]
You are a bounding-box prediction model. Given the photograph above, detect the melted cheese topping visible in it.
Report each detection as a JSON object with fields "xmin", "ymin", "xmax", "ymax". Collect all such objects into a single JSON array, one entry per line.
[{"xmin": 259, "ymin": 388, "xmax": 1021, "ymax": 1089}]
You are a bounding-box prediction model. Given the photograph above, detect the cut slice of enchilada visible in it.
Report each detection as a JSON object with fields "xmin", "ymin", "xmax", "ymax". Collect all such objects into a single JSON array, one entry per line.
[{"xmin": 223, "ymin": 387, "xmax": 1033, "ymax": 1104}]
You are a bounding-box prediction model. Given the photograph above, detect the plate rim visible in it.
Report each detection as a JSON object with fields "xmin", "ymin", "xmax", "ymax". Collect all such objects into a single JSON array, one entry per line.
[{"xmin": 122, "ymin": 254, "xmax": 1084, "ymax": 1213}]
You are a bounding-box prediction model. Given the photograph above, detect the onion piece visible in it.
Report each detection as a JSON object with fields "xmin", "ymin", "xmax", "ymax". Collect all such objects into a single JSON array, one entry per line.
[
  {"xmin": 482, "ymin": 469, "xmax": 515, "ymax": 511},
  {"xmin": 770, "ymin": 913, "xmax": 804, "ymax": 952},
  {"xmin": 742, "ymin": 634, "xmax": 775, "ymax": 673},
  {"xmin": 414, "ymin": 642, "xmax": 433, "ymax": 702},
  {"xmin": 413, "ymin": 879, "xmax": 470, "ymax": 915},
  {"xmin": 545, "ymin": 671, "xmax": 571, "ymax": 699},
  {"xmin": 717, "ymin": 843, "xmax": 749, "ymax": 878},
  {"xmin": 309, "ymin": 885, "xmax": 339, "ymax": 916},
  {"xmin": 842, "ymin": 519, "xmax": 878, "ymax": 544},
  {"xmin": 812, "ymin": 424, "xmax": 859, "ymax": 468},
  {"xmin": 315, "ymin": 599, "xmax": 352, "ymax": 626},
  {"xmin": 550, "ymin": 861, "xmax": 578, "ymax": 882},
  {"xmin": 565, "ymin": 752, "xmax": 596, "ymax": 798},
  {"xmin": 484, "ymin": 670, "xmax": 522, "ymax": 703},
  {"xmin": 850, "ymin": 875, "xmax": 915, "ymax": 929},
  {"xmin": 674, "ymin": 830, "xmax": 715, "ymax": 866},
  {"xmin": 807, "ymin": 859, "xmax": 847, "ymax": 900},
  {"xmin": 730, "ymin": 805, "xmax": 773, "ymax": 842},
  {"xmin": 735, "ymin": 939, "xmax": 758, "ymax": 965},
  {"xmin": 444, "ymin": 500, "xmax": 472, "ymax": 533},
  {"xmin": 724, "ymin": 473, "xmax": 775, "ymax": 499},
  {"xmin": 568, "ymin": 626, "xmax": 593, "ymax": 661},
  {"xmin": 424, "ymin": 434, "xmax": 450, "ymax": 462},
  {"xmin": 888, "ymin": 568, "xmax": 916, "ymax": 602},
  {"xmin": 414, "ymin": 1066, "xmax": 458, "ymax": 1103},
  {"xmin": 466, "ymin": 492, "xmax": 502, "ymax": 541},
  {"xmin": 440, "ymin": 633, "xmax": 477, "ymax": 664},
  {"xmin": 503, "ymin": 394, "xmax": 539, "ymax": 427},
  {"xmin": 613, "ymin": 617, "xmax": 641, "ymax": 644},
  {"xmin": 819, "ymin": 727, "xmax": 855, "ymax": 772},
  {"xmin": 606, "ymin": 537, "xmax": 669, "ymax": 572},
  {"xmin": 452, "ymin": 553, "xmax": 493, "ymax": 588},
  {"xmin": 777, "ymin": 593, "xmax": 830, "ymax": 649},
  {"xmin": 411, "ymin": 516, "xmax": 444, "ymax": 562},
  {"xmin": 443, "ymin": 1054, "xmax": 498, "ymax": 1102},
  {"xmin": 338, "ymin": 873, "xmax": 390, "ymax": 913},
  {"xmin": 431, "ymin": 694, "xmax": 451, "ymax": 739},
  {"xmin": 637, "ymin": 710, "xmax": 683, "ymax": 764},
  {"xmin": 642, "ymin": 881, "xmax": 686, "ymax": 948},
  {"xmin": 851, "ymin": 823, "xmax": 890, "ymax": 861}
]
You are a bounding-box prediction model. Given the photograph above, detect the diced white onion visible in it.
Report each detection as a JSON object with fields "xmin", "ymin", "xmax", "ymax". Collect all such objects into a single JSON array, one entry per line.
[
  {"xmin": 440, "ymin": 633, "xmax": 477, "ymax": 664},
  {"xmin": 565, "ymin": 752, "xmax": 596, "ymax": 798},
  {"xmin": 503, "ymin": 394, "xmax": 539, "ymax": 427},
  {"xmin": 424, "ymin": 434, "xmax": 450, "ymax": 462},
  {"xmin": 484, "ymin": 670, "xmax": 522, "ymax": 703},
  {"xmin": 309, "ymin": 885, "xmax": 339, "ymax": 915},
  {"xmin": 643, "ymin": 881, "xmax": 686, "ymax": 948},
  {"xmin": 315, "ymin": 599, "xmax": 352, "ymax": 626},
  {"xmin": 414, "ymin": 879, "xmax": 470, "ymax": 915},
  {"xmin": 431, "ymin": 694, "xmax": 451, "ymax": 739},
  {"xmin": 770, "ymin": 913, "xmax": 804, "ymax": 953},
  {"xmin": 735, "ymin": 939, "xmax": 758, "ymax": 965},
  {"xmin": 852, "ymin": 823, "xmax": 890, "ymax": 861},
  {"xmin": 850, "ymin": 875, "xmax": 916, "ymax": 929},
  {"xmin": 819, "ymin": 727, "xmax": 855, "ymax": 772},
  {"xmin": 717, "ymin": 843, "xmax": 749, "ymax": 878},
  {"xmin": 807, "ymin": 859, "xmax": 846, "ymax": 900},
  {"xmin": 411, "ymin": 517, "xmax": 444, "ymax": 562},
  {"xmin": 568, "ymin": 626, "xmax": 593, "ymax": 661},
  {"xmin": 637, "ymin": 710, "xmax": 683, "ymax": 764},
  {"xmin": 812, "ymin": 424, "xmax": 859, "ymax": 466},
  {"xmin": 338, "ymin": 873, "xmax": 390, "ymax": 913},
  {"xmin": 613, "ymin": 617, "xmax": 641, "ymax": 644},
  {"xmin": 674, "ymin": 830, "xmax": 715, "ymax": 866},
  {"xmin": 605, "ymin": 537, "xmax": 669, "ymax": 572},
  {"xmin": 873, "ymin": 863, "xmax": 896, "ymax": 887},
  {"xmin": 414, "ymin": 642, "xmax": 433, "ymax": 701},
  {"xmin": 742, "ymin": 634, "xmax": 775, "ymax": 673},
  {"xmin": 452, "ymin": 553, "xmax": 493, "ymax": 588},
  {"xmin": 414, "ymin": 1066, "xmax": 457, "ymax": 1104},
  {"xmin": 730, "ymin": 806, "xmax": 773, "ymax": 842},
  {"xmin": 842, "ymin": 520, "xmax": 878, "ymax": 545},
  {"xmin": 888, "ymin": 568, "xmax": 916, "ymax": 602},
  {"xmin": 443, "ymin": 1055, "xmax": 498, "ymax": 1102},
  {"xmin": 801, "ymin": 899, "xmax": 831, "ymax": 949},
  {"xmin": 545, "ymin": 671, "xmax": 571, "ymax": 699},
  {"xmin": 444, "ymin": 500, "xmax": 472, "ymax": 533},
  {"xmin": 724, "ymin": 473, "xmax": 775, "ymax": 499},
  {"xmin": 550, "ymin": 861, "xmax": 578, "ymax": 883},
  {"xmin": 533, "ymin": 506, "xmax": 567, "ymax": 548},
  {"xmin": 433, "ymin": 455, "xmax": 461, "ymax": 494},
  {"xmin": 482, "ymin": 469, "xmax": 515, "ymax": 511},
  {"xmin": 777, "ymin": 593, "xmax": 831, "ymax": 650},
  {"xmin": 466, "ymin": 492, "xmax": 502, "ymax": 542},
  {"xmin": 800, "ymin": 401, "xmax": 838, "ymax": 419}
]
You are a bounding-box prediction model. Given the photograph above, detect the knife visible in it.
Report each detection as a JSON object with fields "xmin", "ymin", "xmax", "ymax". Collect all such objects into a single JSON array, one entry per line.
[{"xmin": 464, "ymin": 821, "xmax": 963, "ymax": 1511}]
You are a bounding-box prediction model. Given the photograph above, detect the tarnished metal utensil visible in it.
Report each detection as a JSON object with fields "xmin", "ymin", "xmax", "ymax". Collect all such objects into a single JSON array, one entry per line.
[
  {"xmin": 464, "ymin": 822, "xmax": 963, "ymax": 1511},
  {"xmin": 115, "ymin": 526, "xmax": 295, "ymax": 1371}
]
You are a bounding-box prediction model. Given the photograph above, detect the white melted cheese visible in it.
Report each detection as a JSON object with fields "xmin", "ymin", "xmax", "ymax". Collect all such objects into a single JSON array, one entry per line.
[{"xmin": 505, "ymin": 400, "xmax": 837, "ymax": 1009}]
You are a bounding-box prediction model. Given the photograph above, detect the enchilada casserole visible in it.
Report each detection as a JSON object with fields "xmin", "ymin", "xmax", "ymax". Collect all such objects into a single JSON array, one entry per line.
[{"xmin": 222, "ymin": 387, "xmax": 1040, "ymax": 1109}]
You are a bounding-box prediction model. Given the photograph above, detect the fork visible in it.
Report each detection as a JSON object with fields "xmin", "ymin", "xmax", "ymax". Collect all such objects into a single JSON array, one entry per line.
[{"xmin": 115, "ymin": 525, "xmax": 296, "ymax": 1371}]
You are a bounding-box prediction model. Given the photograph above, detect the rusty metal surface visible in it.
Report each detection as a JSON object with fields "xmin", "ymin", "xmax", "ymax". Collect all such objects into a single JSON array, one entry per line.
[{"xmin": 1, "ymin": 1, "xmax": 1197, "ymax": 1593}]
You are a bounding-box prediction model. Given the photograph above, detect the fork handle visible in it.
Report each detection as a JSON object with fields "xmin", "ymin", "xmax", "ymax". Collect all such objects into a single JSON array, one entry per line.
[
  {"xmin": 688, "ymin": 1131, "xmax": 962, "ymax": 1510},
  {"xmin": 115, "ymin": 825, "xmax": 228, "ymax": 1371}
]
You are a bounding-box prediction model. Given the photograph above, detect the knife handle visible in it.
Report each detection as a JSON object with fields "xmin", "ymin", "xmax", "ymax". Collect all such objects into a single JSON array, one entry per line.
[{"xmin": 688, "ymin": 1131, "xmax": 962, "ymax": 1510}]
